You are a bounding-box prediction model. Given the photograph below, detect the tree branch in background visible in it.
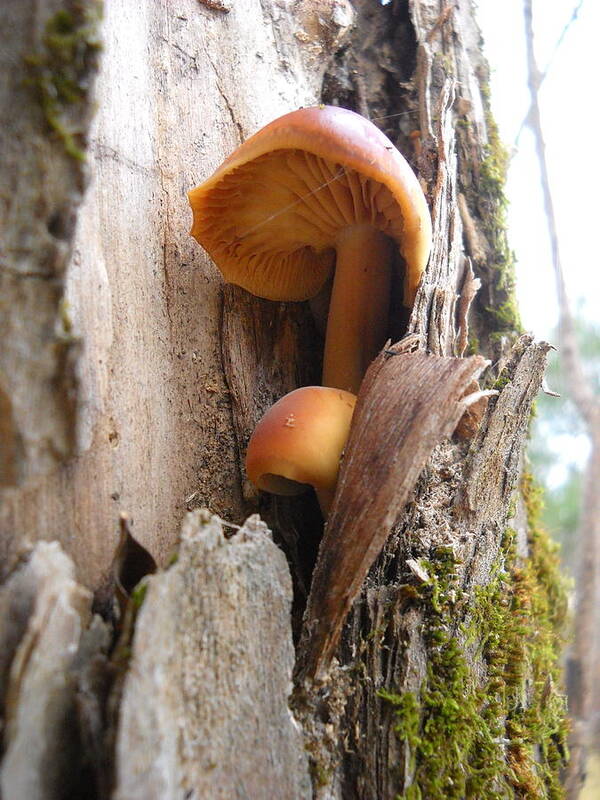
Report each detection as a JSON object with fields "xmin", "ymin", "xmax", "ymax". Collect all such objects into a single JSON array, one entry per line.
[
  {"xmin": 522, "ymin": 1, "xmax": 600, "ymax": 796},
  {"xmin": 516, "ymin": 0, "xmax": 584, "ymax": 147}
]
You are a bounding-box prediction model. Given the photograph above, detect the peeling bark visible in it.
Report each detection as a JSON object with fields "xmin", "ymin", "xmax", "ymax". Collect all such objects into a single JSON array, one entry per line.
[
  {"xmin": 113, "ymin": 511, "xmax": 310, "ymax": 800},
  {"xmin": 297, "ymin": 345, "xmax": 488, "ymax": 679},
  {"xmin": 0, "ymin": 542, "xmax": 96, "ymax": 800},
  {"xmin": 292, "ymin": 337, "xmax": 554, "ymax": 799}
]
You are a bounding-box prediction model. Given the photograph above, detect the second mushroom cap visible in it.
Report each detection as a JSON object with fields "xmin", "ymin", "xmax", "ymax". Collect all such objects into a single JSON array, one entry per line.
[{"xmin": 245, "ymin": 385, "xmax": 357, "ymax": 515}]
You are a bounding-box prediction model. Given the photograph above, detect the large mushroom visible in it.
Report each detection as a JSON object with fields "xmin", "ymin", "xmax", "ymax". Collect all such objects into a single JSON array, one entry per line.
[
  {"xmin": 245, "ymin": 386, "xmax": 356, "ymax": 515},
  {"xmin": 189, "ymin": 105, "xmax": 431, "ymax": 393}
]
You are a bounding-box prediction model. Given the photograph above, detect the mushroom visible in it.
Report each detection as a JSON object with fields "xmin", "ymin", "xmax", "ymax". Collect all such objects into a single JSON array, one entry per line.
[
  {"xmin": 245, "ymin": 386, "xmax": 356, "ymax": 515},
  {"xmin": 189, "ymin": 105, "xmax": 431, "ymax": 393}
]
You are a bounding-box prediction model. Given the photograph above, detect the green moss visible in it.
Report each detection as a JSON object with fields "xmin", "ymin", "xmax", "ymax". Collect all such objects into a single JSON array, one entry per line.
[
  {"xmin": 529, "ymin": 399, "xmax": 538, "ymax": 424},
  {"xmin": 378, "ymin": 690, "xmax": 421, "ymax": 760},
  {"xmin": 304, "ymin": 739, "xmax": 332, "ymax": 788},
  {"xmin": 492, "ymin": 371, "xmax": 511, "ymax": 391},
  {"xmin": 458, "ymin": 79, "xmax": 523, "ymax": 349},
  {"xmin": 379, "ymin": 478, "xmax": 569, "ymax": 799},
  {"xmin": 478, "ymin": 110, "xmax": 522, "ymax": 339},
  {"xmin": 25, "ymin": 2, "xmax": 102, "ymax": 160},
  {"xmin": 130, "ymin": 578, "xmax": 149, "ymax": 610},
  {"xmin": 310, "ymin": 761, "xmax": 331, "ymax": 789},
  {"xmin": 466, "ymin": 333, "xmax": 481, "ymax": 356}
]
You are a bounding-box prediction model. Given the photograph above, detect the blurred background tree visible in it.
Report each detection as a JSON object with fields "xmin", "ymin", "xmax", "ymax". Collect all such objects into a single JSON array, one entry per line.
[
  {"xmin": 529, "ymin": 318, "xmax": 600, "ymax": 574},
  {"xmin": 478, "ymin": 1, "xmax": 599, "ymax": 795}
]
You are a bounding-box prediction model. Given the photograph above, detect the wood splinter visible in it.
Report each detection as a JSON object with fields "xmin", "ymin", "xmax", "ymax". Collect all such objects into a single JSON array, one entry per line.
[{"xmin": 295, "ymin": 341, "xmax": 488, "ymax": 681}]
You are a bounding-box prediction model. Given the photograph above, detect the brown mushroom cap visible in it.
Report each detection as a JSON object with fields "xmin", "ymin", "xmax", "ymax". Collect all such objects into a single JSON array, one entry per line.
[
  {"xmin": 188, "ymin": 105, "xmax": 431, "ymax": 305},
  {"xmin": 245, "ymin": 386, "xmax": 356, "ymax": 509}
]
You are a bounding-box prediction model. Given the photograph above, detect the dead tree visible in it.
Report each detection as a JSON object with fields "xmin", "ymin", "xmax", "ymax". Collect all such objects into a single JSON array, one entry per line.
[{"xmin": 0, "ymin": 1, "xmax": 569, "ymax": 798}]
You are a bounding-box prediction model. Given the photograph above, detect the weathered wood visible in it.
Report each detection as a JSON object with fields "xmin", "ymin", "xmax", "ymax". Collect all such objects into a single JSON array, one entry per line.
[
  {"xmin": 287, "ymin": 1, "xmax": 566, "ymax": 795},
  {"xmin": 461, "ymin": 336, "xmax": 551, "ymax": 519},
  {"xmin": 0, "ymin": 513, "xmax": 308, "ymax": 800},
  {"xmin": 297, "ymin": 344, "xmax": 487, "ymax": 679},
  {"xmin": 112, "ymin": 510, "xmax": 311, "ymax": 800},
  {"xmin": 0, "ymin": 0, "xmax": 354, "ymax": 588},
  {"xmin": 0, "ymin": 542, "xmax": 95, "ymax": 800}
]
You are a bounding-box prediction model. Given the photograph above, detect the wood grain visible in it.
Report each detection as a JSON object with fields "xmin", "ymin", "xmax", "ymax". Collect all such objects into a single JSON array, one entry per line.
[
  {"xmin": 0, "ymin": 0, "xmax": 354, "ymax": 588},
  {"xmin": 297, "ymin": 343, "xmax": 487, "ymax": 679}
]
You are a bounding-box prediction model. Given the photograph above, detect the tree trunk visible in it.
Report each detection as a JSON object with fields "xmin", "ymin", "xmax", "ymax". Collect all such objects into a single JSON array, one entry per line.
[{"xmin": 0, "ymin": 1, "xmax": 569, "ymax": 799}]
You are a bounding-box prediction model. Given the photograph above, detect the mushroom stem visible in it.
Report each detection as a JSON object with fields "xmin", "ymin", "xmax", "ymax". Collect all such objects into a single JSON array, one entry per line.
[
  {"xmin": 262, "ymin": 475, "xmax": 334, "ymax": 517},
  {"xmin": 315, "ymin": 486, "xmax": 336, "ymax": 517},
  {"xmin": 322, "ymin": 225, "xmax": 394, "ymax": 393}
]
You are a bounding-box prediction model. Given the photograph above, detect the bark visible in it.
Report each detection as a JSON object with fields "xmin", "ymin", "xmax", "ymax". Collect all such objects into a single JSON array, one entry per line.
[
  {"xmin": 296, "ymin": 345, "xmax": 489, "ymax": 680},
  {"xmin": 0, "ymin": 541, "xmax": 99, "ymax": 799},
  {"xmin": 296, "ymin": 335, "xmax": 553, "ymax": 799},
  {"xmin": 0, "ymin": 0, "xmax": 354, "ymax": 588},
  {"xmin": 0, "ymin": 1, "xmax": 568, "ymax": 799},
  {"xmin": 0, "ymin": 0, "xmax": 102, "ymax": 486},
  {"xmin": 112, "ymin": 511, "xmax": 310, "ymax": 800},
  {"xmin": 0, "ymin": 514, "xmax": 309, "ymax": 800}
]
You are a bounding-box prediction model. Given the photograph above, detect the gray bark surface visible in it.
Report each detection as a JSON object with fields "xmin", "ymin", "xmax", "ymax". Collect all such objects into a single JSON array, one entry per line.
[
  {"xmin": 0, "ymin": 542, "xmax": 94, "ymax": 800},
  {"xmin": 113, "ymin": 511, "xmax": 310, "ymax": 800}
]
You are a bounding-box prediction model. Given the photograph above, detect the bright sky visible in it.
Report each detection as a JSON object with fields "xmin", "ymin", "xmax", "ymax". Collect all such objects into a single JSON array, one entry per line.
[
  {"xmin": 476, "ymin": 0, "xmax": 598, "ymax": 483},
  {"xmin": 477, "ymin": 0, "xmax": 599, "ymax": 341}
]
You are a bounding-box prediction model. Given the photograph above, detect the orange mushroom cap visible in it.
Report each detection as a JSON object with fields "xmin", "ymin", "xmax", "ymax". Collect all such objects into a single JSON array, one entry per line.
[
  {"xmin": 188, "ymin": 105, "xmax": 431, "ymax": 305},
  {"xmin": 245, "ymin": 386, "xmax": 356, "ymax": 513}
]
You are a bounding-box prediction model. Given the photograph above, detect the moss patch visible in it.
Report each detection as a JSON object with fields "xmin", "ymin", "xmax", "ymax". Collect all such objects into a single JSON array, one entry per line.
[
  {"xmin": 129, "ymin": 577, "xmax": 149, "ymax": 611},
  {"xmin": 25, "ymin": 2, "xmax": 102, "ymax": 160},
  {"xmin": 379, "ymin": 476, "xmax": 569, "ymax": 799},
  {"xmin": 457, "ymin": 83, "xmax": 523, "ymax": 351},
  {"xmin": 478, "ymin": 108, "xmax": 522, "ymax": 340}
]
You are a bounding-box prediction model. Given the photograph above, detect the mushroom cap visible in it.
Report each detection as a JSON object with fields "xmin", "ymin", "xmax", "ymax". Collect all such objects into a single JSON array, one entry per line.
[
  {"xmin": 245, "ymin": 386, "xmax": 356, "ymax": 496},
  {"xmin": 189, "ymin": 106, "xmax": 431, "ymax": 304}
]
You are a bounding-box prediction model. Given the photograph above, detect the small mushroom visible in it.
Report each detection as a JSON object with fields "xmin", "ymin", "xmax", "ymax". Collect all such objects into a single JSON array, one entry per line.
[
  {"xmin": 189, "ymin": 106, "xmax": 431, "ymax": 393},
  {"xmin": 245, "ymin": 386, "xmax": 356, "ymax": 515}
]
